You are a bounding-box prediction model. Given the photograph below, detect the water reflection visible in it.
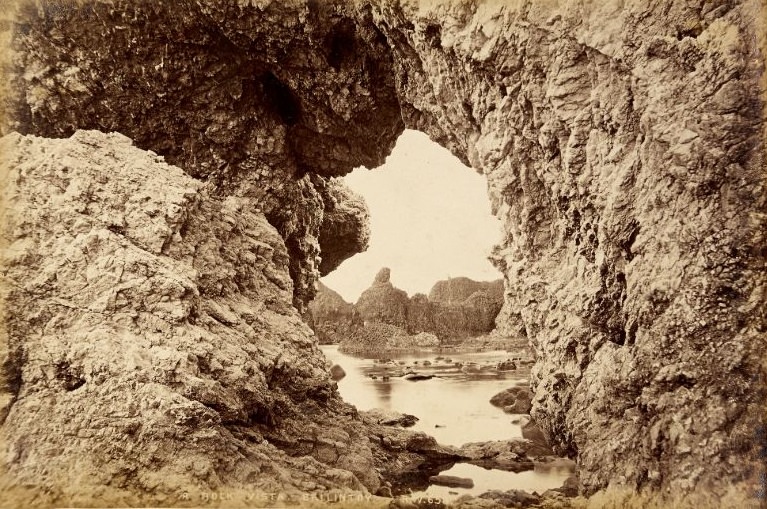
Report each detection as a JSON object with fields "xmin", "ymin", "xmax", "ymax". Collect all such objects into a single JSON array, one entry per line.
[
  {"xmin": 320, "ymin": 345, "xmax": 574, "ymax": 498},
  {"xmin": 422, "ymin": 463, "xmax": 573, "ymax": 500},
  {"xmin": 321, "ymin": 345, "xmax": 527, "ymax": 445},
  {"xmin": 373, "ymin": 379, "xmax": 393, "ymax": 403}
]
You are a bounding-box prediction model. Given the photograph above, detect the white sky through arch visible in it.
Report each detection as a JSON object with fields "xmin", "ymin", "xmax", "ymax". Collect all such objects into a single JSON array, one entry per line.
[{"xmin": 321, "ymin": 130, "xmax": 503, "ymax": 303}]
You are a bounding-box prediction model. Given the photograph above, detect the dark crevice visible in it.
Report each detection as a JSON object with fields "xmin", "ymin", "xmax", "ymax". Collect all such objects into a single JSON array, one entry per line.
[
  {"xmin": 626, "ymin": 321, "xmax": 638, "ymax": 346},
  {"xmin": 675, "ymin": 23, "xmax": 702, "ymax": 40},
  {"xmin": 261, "ymin": 72, "xmax": 301, "ymax": 126},
  {"xmin": 423, "ymin": 23, "xmax": 441, "ymax": 49},
  {"xmin": 621, "ymin": 220, "xmax": 640, "ymax": 261},
  {"xmin": 55, "ymin": 360, "xmax": 86, "ymax": 391},
  {"xmin": 0, "ymin": 340, "xmax": 24, "ymax": 424},
  {"xmin": 248, "ymin": 406, "xmax": 278, "ymax": 427},
  {"xmin": 325, "ymin": 18, "xmax": 358, "ymax": 71}
]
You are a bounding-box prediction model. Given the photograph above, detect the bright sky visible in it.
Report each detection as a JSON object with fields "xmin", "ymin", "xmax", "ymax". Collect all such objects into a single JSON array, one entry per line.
[{"xmin": 321, "ymin": 130, "xmax": 502, "ymax": 303}]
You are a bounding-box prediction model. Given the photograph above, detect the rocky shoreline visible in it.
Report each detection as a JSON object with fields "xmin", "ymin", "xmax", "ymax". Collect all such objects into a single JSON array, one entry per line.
[
  {"xmin": 338, "ymin": 334, "xmax": 534, "ymax": 357},
  {"xmin": 359, "ymin": 406, "xmax": 578, "ymax": 504},
  {"xmin": 327, "ymin": 345, "xmax": 578, "ymax": 506}
]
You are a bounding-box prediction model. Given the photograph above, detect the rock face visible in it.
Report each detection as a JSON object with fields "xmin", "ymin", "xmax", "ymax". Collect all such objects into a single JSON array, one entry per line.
[
  {"xmin": 3, "ymin": 0, "xmax": 765, "ymax": 503},
  {"xmin": 413, "ymin": 277, "xmax": 504, "ymax": 340},
  {"xmin": 351, "ymin": 269, "xmax": 504, "ymax": 343},
  {"xmin": 0, "ymin": 129, "xmax": 471, "ymax": 506},
  {"xmin": 4, "ymin": 0, "xmax": 404, "ymax": 314},
  {"xmin": 321, "ymin": 269, "xmax": 504, "ymax": 349},
  {"xmin": 317, "ymin": 180, "xmax": 371, "ymax": 276},
  {"xmin": 428, "ymin": 277, "xmax": 503, "ymax": 305},
  {"xmin": 305, "ymin": 281, "xmax": 357, "ymax": 344},
  {"xmin": 0, "ymin": 131, "xmax": 381, "ymax": 501},
  {"xmin": 355, "ymin": 267, "xmax": 411, "ymax": 329},
  {"xmin": 364, "ymin": 0, "xmax": 766, "ymax": 497}
]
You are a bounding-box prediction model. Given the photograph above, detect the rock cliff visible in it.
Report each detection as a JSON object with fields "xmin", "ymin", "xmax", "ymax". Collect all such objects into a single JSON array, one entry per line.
[
  {"xmin": 0, "ymin": 130, "xmax": 376, "ymax": 502},
  {"xmin": 429, "ymin": 277, "xmax": 504, "ymax": 304},
  {"xmin": 305, "ymin": 281, "xmax": 358, "ymax": 344},
  {"xmin": 416, "ymin": 277, "xmax": 505, "ymax": 340},
  {"xmin": 333, "ymin": 269, "xmax": 504, "ymax": 347},
  {"xmin": 2, "ymin": 0, "xmax": 765, "ymax": 503},
  {"xmin": 364, "ymin": 0, "xmax": 766, "ymax": 496},
  {"xmin": 355, "ymin": 267, "xmax": 411, "ymax": 328},
  {"xmin": 0, "ymin": 129, "xmax": 460, "ymax": 506}
]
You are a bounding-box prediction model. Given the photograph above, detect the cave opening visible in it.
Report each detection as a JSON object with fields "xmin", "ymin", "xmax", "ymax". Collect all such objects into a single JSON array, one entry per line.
[
  {"xmin": 313, "ymin": 133, "xmax": 565, "ymax": 499},
  {"xmin": 321, "ymin": 129, "xmax": 502, "ymax": 303},
  {"xmin": 2, "ymin": 0, "xmax": 763, "ymax": 504}
]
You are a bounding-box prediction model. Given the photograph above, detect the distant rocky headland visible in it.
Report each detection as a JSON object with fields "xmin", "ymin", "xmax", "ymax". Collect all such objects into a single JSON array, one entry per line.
[{"xmin": 306, "ymin": 268, "xmax": 509, "ymax": 353}]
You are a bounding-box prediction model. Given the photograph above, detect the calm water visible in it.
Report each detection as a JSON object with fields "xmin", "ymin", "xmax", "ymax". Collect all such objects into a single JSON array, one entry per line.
[
  {"xmin": 423, "ymin": 463, "xmax": 573, "ymax": 499},
  {"xmin": 320, "ymin": 345, "xmax": 574, "ymax": 499}
]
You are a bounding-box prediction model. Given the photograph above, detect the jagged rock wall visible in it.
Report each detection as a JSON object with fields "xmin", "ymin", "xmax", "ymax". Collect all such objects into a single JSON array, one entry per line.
[
  {"xmin": 428, "ymin": 277, "xmax": 504, "ymax": 304},
  {"xmin": 317, "ymin": 180, "xmax": 371, "ymax": 276},
  {"xmin": 0, "ymin": 129, "xmax": 463, "ymax": 505},
  {"xmin": 1, "ymin": 2, "xmax": 424, "ymax": 503},
  {"xmin": 305, "ymin": 281, "xmax": 358, "ymax": 344},
  {"xmin": 355, "ymin": 267, "xmax": 412, "ymax": 328},
  {"xmin": 365, "ymin": 0, "xmax": 766, "ymax": 496},
  {"xmin": 339, "ymin": 269, "xmax": 503, "ymax": 341},
  {"xmin": 4, "ymin": 0, "xmax": 403, "ymax": 311},
  {"xmin": 0, "ymin": 130, "xmax": 377, "ymax": 501},
  {"xmin": 2, "ymin": 0, "xmax": 765, "ymax": 502}
]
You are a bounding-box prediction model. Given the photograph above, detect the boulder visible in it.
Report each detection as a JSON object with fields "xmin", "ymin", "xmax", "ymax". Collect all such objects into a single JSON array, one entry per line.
[
  {"xmin": 521, "ymin": 420, "xmax": 551, "ymax": 451},
  {"xmin": 361, "ymin": 409, "xmax": 419, "ymax": 428},
  {"xmin": 558, "ymin": 474, "xmax": 580, "ymax": 497},
  {"xmin": 496, "ymin": 359, "xmax": 517, "ymax": 371},
  {"xmin": 404, "ymin": 373, "xmax": 434, "ymax": 381},
  {"xmin": 478, "ymin": 489, "xmax": 541, "ymax": 507},
  {"xmin": 429, "ymin": 475, "xmax": 474, "ymax": 489},
  {"xmin": 490, "ymin": 387, "xmax": 532, "ymax": 414},
  {"xmin": 458, "ymin": 438, "xmax": 553, "ymax": 461},
  {"xmin": 329, "ymin": 364, "xmax": 346, "ymax": 381}
]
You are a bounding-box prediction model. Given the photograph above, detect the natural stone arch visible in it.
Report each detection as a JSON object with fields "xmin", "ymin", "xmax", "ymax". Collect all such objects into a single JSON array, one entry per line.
[
  {"xmin": 1, "ymin": 0, "xmax": 764, "ymax": 503},
  {"xmin": 5, "ymin": 0, "xmax": 408, "ymax": 312}
]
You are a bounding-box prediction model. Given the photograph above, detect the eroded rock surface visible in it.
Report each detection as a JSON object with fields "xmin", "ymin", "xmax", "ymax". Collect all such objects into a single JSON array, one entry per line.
[
  {"xmin": 356, "ymin": 267, "xmax": 412, "ymax": 328},
  {"xmin": 0, "ymin": 131, "xmax": 453, "ymax": 505},
  {"xmin": 2, "ymin": 0, "xmax": 765, "ymax": 503},
  {"xmin": 428, "ymin": 277, "xmax": 503, "ymax": 305},
  {"xmin": 306, "ymin": 281, "xmax": 358, "ymax": 344},
  {"xmin": 314, "ymin": 270, "xmax": 504, "ymax": 349},
  {"xmin": 342, "ymin": 269, "xmax": 504, "ymax": 347},
  {"xmin": 364, "ymin": 0, "xmax": 766, "ymax": 496},
  {"xmin": 4, "ymin": 0, "xmax": 404, "ymax": 312}
]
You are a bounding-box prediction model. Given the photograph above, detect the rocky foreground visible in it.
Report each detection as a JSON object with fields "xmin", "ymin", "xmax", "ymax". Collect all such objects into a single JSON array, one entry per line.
[
  {"xmin": 1, "ymin": 0, "xmax": 765, "ymax": 507},
  {"xmin": 0, "ymin": 130, "xmax": 480, "ymax": 507}
]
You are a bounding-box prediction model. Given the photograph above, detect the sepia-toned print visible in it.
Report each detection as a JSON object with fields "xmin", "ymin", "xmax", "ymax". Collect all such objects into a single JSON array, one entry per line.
[{"xmin": 0, "ymin": 1, "xmax": 764, "ymax": 508}]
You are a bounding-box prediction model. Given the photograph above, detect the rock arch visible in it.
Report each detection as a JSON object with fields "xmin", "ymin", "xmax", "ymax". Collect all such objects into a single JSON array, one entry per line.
[{"xmin": 2, "ymin": 0, "xmax": 765, "ymax": 502}]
